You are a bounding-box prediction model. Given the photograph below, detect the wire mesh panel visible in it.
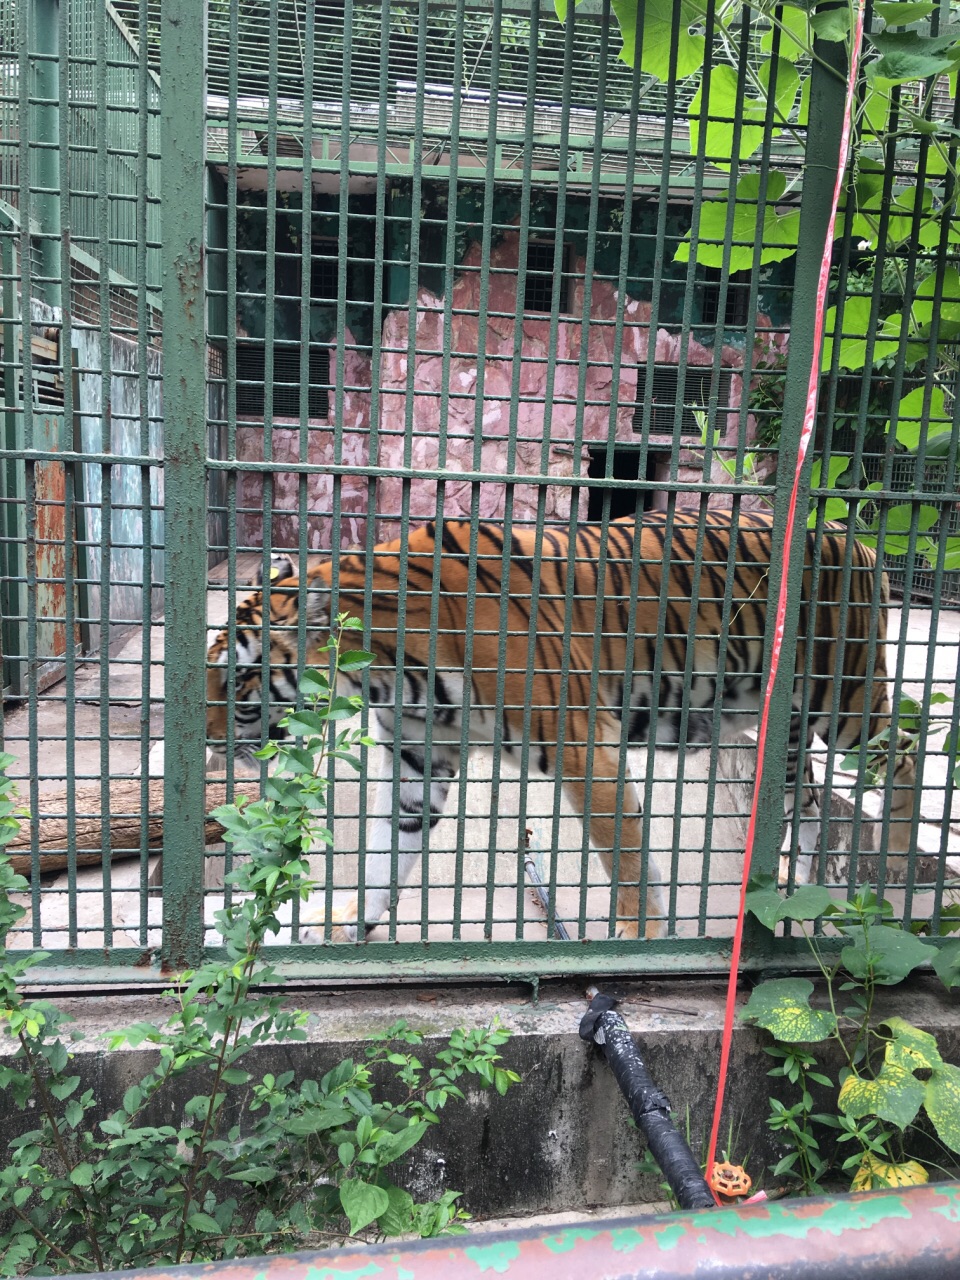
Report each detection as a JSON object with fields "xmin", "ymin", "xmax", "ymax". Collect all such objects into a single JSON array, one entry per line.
[
  {"xmin": 0, "ymin": 0, "xmax": 162, "ymax": 965},
  {"xmin": 194, "ymin": 0, "xmax": 959, "ymax": 977},
  {"xmin": 2, "ymin": 0, "xmax": 959, "ymax": 981}
]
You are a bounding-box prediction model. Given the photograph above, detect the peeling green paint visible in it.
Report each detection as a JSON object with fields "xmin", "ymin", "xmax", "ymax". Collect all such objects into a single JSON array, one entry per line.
[
  {"xmin": 610, "ymin": 1226, "xmax": 646, "ymax": 1253},
  {"xmin": 304, "ymin": 1264, "xmax": 383, "ymax": 1280},
  {"xmin": 463, "ymin": 1240, "xmax": 522, "ymax": 1273},
  {"xmin": 542, "ymin": 1227, "xmax": 599, "ymax": 1254},
  {"xmin": 652, "ymin": 1223, "xmax": 687, "ymax": 1252},
  {"xmin": 930, "ymin": 1189, "xmax": 960, "ymax": 1223},
  {"xmin": 700, "ymin": 1196, "xmax": 912, "ymax": 1242}
]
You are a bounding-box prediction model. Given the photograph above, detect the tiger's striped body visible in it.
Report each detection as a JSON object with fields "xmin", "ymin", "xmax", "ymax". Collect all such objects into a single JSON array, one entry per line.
[{"xmin": 206, "ymin": 510, "xmax": 915, "ymax": 941}]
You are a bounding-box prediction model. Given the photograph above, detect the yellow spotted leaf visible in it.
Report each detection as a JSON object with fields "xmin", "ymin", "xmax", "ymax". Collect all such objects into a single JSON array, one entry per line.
[
  {"xmin": 881, "ymin": 1017, "xmax": 943, "ymax": 1073},
  {"xmin": 741, "ymin": 978, "xmax": 837, "ymax": 1043},
  {"xmin": 838, "ymin": 1062, "xmax": 924, "ymax": 1129},
  {"xmin": 851, "ymin": 1153, "xmax": 929, "ymax": 1192},
  {"xmin": 924, "ymin": 1063, "xmax": 960, "ymax": 1154}
]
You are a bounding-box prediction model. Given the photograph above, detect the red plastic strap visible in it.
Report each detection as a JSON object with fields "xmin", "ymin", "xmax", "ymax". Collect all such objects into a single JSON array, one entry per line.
[{"xmin": 705, "ymin": 5, "xmax": 866, "ymax": 1200}]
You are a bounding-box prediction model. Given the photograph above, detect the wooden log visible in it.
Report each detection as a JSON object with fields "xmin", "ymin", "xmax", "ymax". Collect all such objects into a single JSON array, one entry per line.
[{"xmin": 9, "ymin": 779, "xmax": 262, "ymax": 878}]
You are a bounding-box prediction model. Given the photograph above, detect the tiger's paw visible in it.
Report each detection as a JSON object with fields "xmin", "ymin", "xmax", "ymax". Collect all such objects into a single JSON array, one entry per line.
[
  {"xmin": 614, "ymin": 914, "xmax": 667, "ymax": 940},
  {"xmin": 779, "ymin": 854, "xmax": 814, "ymax": 888},
  {"xmin": 299, "ymin": 898, "xmax": 375, "ymax": 944}
]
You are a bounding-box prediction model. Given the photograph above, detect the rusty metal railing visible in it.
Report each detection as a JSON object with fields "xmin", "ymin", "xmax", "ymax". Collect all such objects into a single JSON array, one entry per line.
[{"xmin": 55, "ymin": 1182, "xmax": 960, "ymax": 1280}]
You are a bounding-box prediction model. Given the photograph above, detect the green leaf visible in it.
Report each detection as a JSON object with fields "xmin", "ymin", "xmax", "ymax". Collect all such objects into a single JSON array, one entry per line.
[
  {"xmin": 924, "ymin": 431, "xmax": 954, "ymax": 459},
  {"xmin": 336, "ymin": 649, "xmax": 375, "ymax": 671},
  {"xmin": 810, "ymin": 454, "xmax": 851, "ymax": 493},
  {"xmin": 913, "ymin": 267, "xmax": 960, "ymax": 338},
  {"xmin": 758, "ymin": 55, "xmax": 802, "ymax": 125},
  {"xmin": 885, "ymin": 267, "xmax": 960, "ymax": 363},
  {"xmin": 69, "ymin": 1163, "xmax": 94, "ymax": 1187},
  {"xmin": 852, "ymin": 1152, "xmax": 929, "ymax": 1190},
  {"xmin": 932, "ymin": 939, "xmax": 960, "ymax": 990},
  {"xmin": 746, "ymin": 879, "xmax": 835, "ymax": 926},
  {"xmin": 338, "ymin": 1141, "xmax": 356, "ymax": 1166},
  {"xmin": 50, "ymin": 1076, "xmax": 81, "ymax": 1101},
  {"xmin": 808, "ymin": 455, "xmax": 856, "ymax": 525},
  {"xmin": 884, "ymin": 184, "xmax": 934, "ymax": 248},
  {"xmin": 340, "ymin": 1177, "xmax": 390, "ymax": 1235},
  {"xmin": 892, "ymin": 384, "xmax": 949, "ymax": 451},
  {"xmin": 841, "ymin": 925, "xmax": 932, "ymax": 985},
  {"xmin": 882, "ymin": 503, "xmax": 941, "ymax": 535},
  {"xmin": 121, "ymin": 1085, "xmax": 143, "ymax": 1113},
  {"xmin": 688, "ymin": 62, "xmax": 798, "ymax": 172},
  {"xmin": 377, "ymin": 1120, "xmax": 430, "ymax": 1165},
  {"xmin": 614, "ymin": 0, "xmax": 705, "ymax": 81},
  {"xmin": 378, "ymin": 1184, "xmax": 416, "ymax": 1237},
  {"xmin": 875, "ymin": 1, "xmax": 937, "ymax": 25},
  {"xmin": 284, "ymin": 710, "xmax": 329, "ymax": 736},
  {"xmin": 741, "ymin": 978, "xmax": 838, "ymax": 1043},
  {"xmin": 745, "ymin": 881, "xmax": 784, "ymax": 932},
  {"xmin": 924, "ymin": 1063, "xmax": 960, "ymax": 1153},
  {"xmin": 674, "ymin": 172, "xmax": 800, "ymax": 271},
  {"xmin": 226, "ymin": 1166, "xmax": 276, "ymax": 1184},
  {"xmin": 810, "ymin": 8, "xmax": 850, "ymax": 40},
  {"xmin": 220, "ymin": 1068, "xmax": 251, "ymax": 1085},
  {"xmin": 869, "ymin": 26, "xmax": 960, "ymax": 58},
  {"xmin": 186, "ymin": 1212, "xmax": 222, "ymax": 1233},
  {"xmin": 777, "ymin": 886, "xmax": 836, "ymax": 921},
  {"xmin": 760, "ymin": 7, "xmax": 810, "ymax": 61},
  {"xmin": 298, "ymin": 669, "xmax": 330, "ymax": 696},
  {"xmin": 867, "ymin": 28, "xmax": 960, "ymax": 83},
  {"xmin": 325, "ymin": 696, "xmax": 363, "ymax": 721},
  {"xmin": 821, "ymin": 296, "xmax": 900, "ymax": 371},
  {"xmin": 838, "ymin": 1062, "xmax": 924, "ymax": 1129}
]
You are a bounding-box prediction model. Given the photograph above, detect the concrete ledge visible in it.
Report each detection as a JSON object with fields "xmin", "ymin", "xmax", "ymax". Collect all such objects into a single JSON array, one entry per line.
[{"xmin": 4, "ymin": 977, "xmax": 959, "ymax": 1219}]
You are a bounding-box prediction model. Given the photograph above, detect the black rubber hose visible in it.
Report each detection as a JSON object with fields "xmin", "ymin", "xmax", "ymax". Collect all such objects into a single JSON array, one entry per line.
[{"xmin": 580, "ymin": 992, "xmax": 716, "ymax": 1212}]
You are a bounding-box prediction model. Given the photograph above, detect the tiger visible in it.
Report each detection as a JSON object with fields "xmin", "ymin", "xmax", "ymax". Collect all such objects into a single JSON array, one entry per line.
[{"xmin": 206, "ymin": 509, "xmax": 916, "ymax": 942}]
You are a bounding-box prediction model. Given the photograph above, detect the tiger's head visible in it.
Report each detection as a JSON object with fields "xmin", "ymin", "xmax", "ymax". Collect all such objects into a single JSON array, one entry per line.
[{"xmin": 206, "ymin": 554, "xmax": 335, "ymax": 761}]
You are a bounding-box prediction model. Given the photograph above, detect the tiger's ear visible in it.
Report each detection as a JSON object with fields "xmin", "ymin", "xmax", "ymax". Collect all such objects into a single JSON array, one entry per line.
[{"xmin": 255, "ymin": 554, "xmax": 296, "ymax": 587}]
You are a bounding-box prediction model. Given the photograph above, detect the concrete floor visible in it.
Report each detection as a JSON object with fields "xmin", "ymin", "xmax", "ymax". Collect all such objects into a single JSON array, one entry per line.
[{"xmin": 3, "ymin": 568, "xmax": 960, "ymax": 951}]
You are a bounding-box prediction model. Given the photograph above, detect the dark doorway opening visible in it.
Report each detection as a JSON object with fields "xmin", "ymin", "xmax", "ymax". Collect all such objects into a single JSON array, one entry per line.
[{"xmin": 585, "ymin": 446, "xmax": 665, "ymax": 521}]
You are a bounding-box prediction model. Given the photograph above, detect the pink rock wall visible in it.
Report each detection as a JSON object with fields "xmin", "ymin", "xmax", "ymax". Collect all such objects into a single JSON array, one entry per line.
[
  {"xmin": 234, "ymin": 231, "xmax": 780, "ymax": 552},
  {"xmin": 235, "ymin": 337, "xmax": 373, "ymax": 551}
]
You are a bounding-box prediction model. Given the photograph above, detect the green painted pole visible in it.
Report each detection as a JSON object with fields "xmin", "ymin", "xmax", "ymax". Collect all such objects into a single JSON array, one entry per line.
[
  {"xmin": 745, "ymin": 28, "xmax": 849, "ymax": 901},
  {"xmin": 160, "ymin": 0, "xmax": 208, "ymax": 970}
]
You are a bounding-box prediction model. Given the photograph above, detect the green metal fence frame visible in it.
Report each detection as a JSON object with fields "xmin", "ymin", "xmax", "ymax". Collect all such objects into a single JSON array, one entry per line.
[{"xmin": 2, "ymin": 0, "xmax": 959, "ymax": 985}]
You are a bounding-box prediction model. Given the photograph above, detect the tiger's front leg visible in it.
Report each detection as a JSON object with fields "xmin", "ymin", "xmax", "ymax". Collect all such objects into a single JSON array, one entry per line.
[
  {"xmin": 301, "ymin": 732, "xmax": 459, "ymax": 943},
  {"xmin": 557, "ymin": 739, "xmax": 667, "ymax": 939}
]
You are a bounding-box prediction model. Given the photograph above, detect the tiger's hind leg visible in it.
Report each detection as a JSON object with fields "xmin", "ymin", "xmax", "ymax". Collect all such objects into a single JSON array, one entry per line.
[
  {"xmin": 554, "ymin": 738, "xmax": 666, "ymax": 939},
  {"xmin": 882, "ymin": 745, "xmax": 917, "ymax": 870},
  {"xmin": 826, "ymin": 674, "xmax": 918, "ymax": 880},
  {"xmin": 779, "ymin": 721, "xmax": 821, "ymax": 887}
]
